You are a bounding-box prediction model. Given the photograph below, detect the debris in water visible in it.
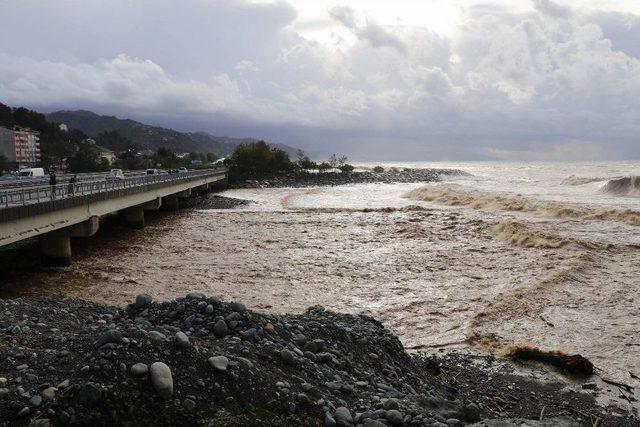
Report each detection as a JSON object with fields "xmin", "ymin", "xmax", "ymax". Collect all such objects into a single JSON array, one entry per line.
[{"xmin": 507, "ymin": 346, "xmax": 594, "ymax": 376}]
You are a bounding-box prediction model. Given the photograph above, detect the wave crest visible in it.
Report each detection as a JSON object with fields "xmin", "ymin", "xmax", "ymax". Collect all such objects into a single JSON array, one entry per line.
[
  {"xmin": 405, "ymin": 185, "xmax": 640, "ymax": 226},
  {"xmin": 601, "ymin": 176, "xmax": 640, "ymax": 198},
  {"xmin": 560, "ymin": 175, "xmax": 608, "ymax": 186}
]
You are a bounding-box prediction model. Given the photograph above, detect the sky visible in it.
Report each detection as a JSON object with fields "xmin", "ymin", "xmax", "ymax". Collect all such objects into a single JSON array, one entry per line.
[{"xmin": 1, "ymin": 0, "xmax": 640, "ymax": 160}]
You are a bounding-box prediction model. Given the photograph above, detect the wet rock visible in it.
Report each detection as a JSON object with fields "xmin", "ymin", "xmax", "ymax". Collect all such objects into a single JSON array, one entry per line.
[
  {"xmin": 0, "ymin": 388, "xmax": 8, "ymax": 399},
  {"xmin": 150, "ymin": 362, "xmax": 173, "ymax": 399}
]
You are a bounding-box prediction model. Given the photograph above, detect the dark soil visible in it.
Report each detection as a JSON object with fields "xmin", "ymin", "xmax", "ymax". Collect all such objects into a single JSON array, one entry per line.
[{"xmin": 0, "ymin": 296, "xmax": 636, "ymax": 426}]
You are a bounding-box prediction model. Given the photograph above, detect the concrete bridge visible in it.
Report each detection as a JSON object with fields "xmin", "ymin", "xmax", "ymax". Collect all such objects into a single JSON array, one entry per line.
[{"xmin": 0, "ymin": 169, "xmax": 227, "ymax": 266}]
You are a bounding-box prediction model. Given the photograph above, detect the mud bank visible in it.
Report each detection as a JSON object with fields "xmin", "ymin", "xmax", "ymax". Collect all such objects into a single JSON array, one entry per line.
[{"xmin": 0, "ymin": 296, "xmax": 636, "ymax": 426}]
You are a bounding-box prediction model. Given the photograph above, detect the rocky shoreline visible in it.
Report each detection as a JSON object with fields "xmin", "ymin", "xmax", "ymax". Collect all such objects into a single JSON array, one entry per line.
[
  {"xmin": 0, "ymin": 296, "xmax": 636, "ymax": 426},
  {"xmin": 229, "ymin": 168, "xmax": 467, "ymax": 189}
]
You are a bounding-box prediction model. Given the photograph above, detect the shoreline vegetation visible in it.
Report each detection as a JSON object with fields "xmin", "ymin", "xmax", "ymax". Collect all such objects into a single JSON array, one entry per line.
[
  {"xmin": 224, "ymin": 141, "xmax": 469, "ymax": 189},
  {"xmin": 1, "ymin": 295, "xmax": 636, "ymax": 427}
]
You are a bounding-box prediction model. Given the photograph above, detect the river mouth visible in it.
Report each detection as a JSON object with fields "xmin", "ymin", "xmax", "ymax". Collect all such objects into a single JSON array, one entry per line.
[{"xmin": 1, "ymin": 178, "xmax": 639, "ymax": 409}]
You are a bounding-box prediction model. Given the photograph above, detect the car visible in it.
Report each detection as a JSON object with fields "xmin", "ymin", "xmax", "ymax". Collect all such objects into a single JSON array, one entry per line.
[
  {"xmin": 106, "ymin": 169, "xmax": 125, "ymax": 180},
  {"xmin": 18, "ymin": 167, "xmax": 45, "ymax": 177},
  {"xmin": 178, "ymin": 167, "xmax": 188, "ymax": 173},
  {"xmin": 146, "ymin": 169, "xmax": 160, "ymax": 175}
]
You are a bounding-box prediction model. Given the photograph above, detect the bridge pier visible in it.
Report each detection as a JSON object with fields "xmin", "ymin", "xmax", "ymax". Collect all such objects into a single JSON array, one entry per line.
[
  {"xmin": 40, "ymin": 235, "xmax": 72, "ymax": 267},
  {"xmin": 124, "ymin": 207, "xmax": 145, "ymax": 229},
  {"xmin": 162, "ymin": 195, "xmax": 179, "ymax": 211},
  {"xmin": 39, "ymin": 216, "xmax": 100, "ymax": 266}
]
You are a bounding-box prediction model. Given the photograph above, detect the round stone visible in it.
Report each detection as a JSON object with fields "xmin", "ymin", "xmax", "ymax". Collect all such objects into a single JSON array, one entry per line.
[
  {"xmin": 208, "ymin": 356, "xmax": 229, "ymax": 372},
  {"xmin": 149, "ymin": 362, "xmax": 173, "ymax": 399}
]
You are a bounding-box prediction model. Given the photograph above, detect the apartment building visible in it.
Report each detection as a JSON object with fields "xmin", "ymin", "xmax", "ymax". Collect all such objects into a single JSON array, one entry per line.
[{"xmin": 0, "ymin": 126, "xmax": 41, "ymax": 166}]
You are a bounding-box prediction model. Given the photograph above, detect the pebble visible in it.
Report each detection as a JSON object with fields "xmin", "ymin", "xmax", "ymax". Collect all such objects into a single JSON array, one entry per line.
[
  {"xmin": 382, "ymin": 398, "xmax": 399, "ymax": 410},
  {"xmin": 294, "ymin": 333, "xmax": 307, "ymax": 347},
  {"xmin": 230, "ymin": 301, "xmax": 247, "ymax": 313},
  {"xmin": 0, "ymin": 388, "xmax": 8, "ymax": 398},
  {"xmin": 148, "ymin": 330, "xmax": 167, "ymax": 341},
  {"xmin": 56, "ymin": 379, "xmax": 69, "ymax": 389},
  {"xmin": 174, "ymin": 331, "xmax": 190, "ymax": 348},
  {"xmin": 334, "ymin": 407, "xmax": 353, "ymax": 426},
  {"xmin": 77, "ymin": 383, "xmax": 102, "ymax": 406},
  {"xmin": 213, "ymin": 320, "xmax": 229, "ymax": 337},
  {"xmin": 29, "ymin": 395, "xmax": 42, "ymax": 407},
  {"xmin": 280, "ymin": 349, "xmax": 297, "ymax": 365},
  {"xmin": 205, "ymin": 304, "xmax": 214, "ymax": 314},
  {"xmin": 264, "ymin": 322, "xmax": 275, "ymax": 334},
  {"xmin": 95, "ymin": 329, "xmax": 122, "ymax": 348},
  {"xmin": 131, "ymin": 363, "xmax": 149, "ymax": 376},
  {"xmin": 385, "ymin": 410, "xmax": 403, "ymax": 425},
  {"xmin": 324, "ymin": 413, "xmax": 337, "ymax": 427},
  {"xmin": 183, "ymin": 398, "xmax": 196, "ymax": 411},
  {"xmin": 149, "ymin": 362, "xmax": 173, "ymax": 399},
  {"xmin": 363, "ymin": 421, "xmax": 386, "ymax": 427},
  {"xmin": 42, "ymin": 387, "xmax": 56, "ymax": 401},
  {"xmin": 18, "ymin": 406, "xmax": 30, "ymax": 417},
  {"xmin": 208, "ymin": 356, "xmax": 229, "ymax": 372},
  {"xmin": 135, "ymin": 293, "xmax": 152, "ymax": 308}
]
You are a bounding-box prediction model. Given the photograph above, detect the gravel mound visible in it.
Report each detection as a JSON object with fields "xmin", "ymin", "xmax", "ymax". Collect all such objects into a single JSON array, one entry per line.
[{"xmin": 0, "ymin": 296, "xmax": 635, "ymax": 426}]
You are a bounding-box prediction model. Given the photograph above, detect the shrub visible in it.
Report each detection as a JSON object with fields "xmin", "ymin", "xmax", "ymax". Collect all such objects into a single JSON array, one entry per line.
[
  {"xmin": 339, "ymin": 164, "xmax": 355, "ymax": 173},
  {"xmin": 372, "ymin": 166, "xmax": 384, "ymax": 173}
]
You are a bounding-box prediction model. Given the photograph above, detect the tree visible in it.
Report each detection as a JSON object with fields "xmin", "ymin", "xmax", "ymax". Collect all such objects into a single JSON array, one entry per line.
[
  {"xmin": 0, "ymin": 154, "xmax": 9, "ymax": 173},
  {"xmin": 67, "ymin": 145, "xmax": 110, "ymax": 173},
  {"xmin": 0, "ymin": 103, "xmax": 13, "ymax": 128},
  {"xmin": 225, "ymin": 141, "xmax": 296, "ymax": 182},
  {"xmin": 296, "ymin": 150, "xmax": 317, "ymax": 169}
]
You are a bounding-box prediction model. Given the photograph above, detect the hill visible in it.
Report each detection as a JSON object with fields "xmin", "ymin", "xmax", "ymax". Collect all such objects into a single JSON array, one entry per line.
[{"xmin": 46, "ymin": 110, "xmax": 298, "ymax": 157}]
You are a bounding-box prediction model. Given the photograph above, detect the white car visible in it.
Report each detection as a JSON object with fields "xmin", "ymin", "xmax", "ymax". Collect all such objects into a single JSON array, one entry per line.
[{"xmin": 106, "ymin": 169, "xmax": 125, "ymax": 180}]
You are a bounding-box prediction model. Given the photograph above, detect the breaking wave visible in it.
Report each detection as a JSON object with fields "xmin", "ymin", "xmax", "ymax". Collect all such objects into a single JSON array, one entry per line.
[
  {"xmin": 491, "ymin": 220, "xmax": 601, "ymax": 250},
  {"xmin": 405, "ymin": 185, "xmax": 640, "ymax": 226},
  {"xmin": 601, "ymin": 176, "xmax": 640, "ymax": 198},
  {"xmin": 560, "ymin": 175, "xmax": 609, "ymax": 186}
]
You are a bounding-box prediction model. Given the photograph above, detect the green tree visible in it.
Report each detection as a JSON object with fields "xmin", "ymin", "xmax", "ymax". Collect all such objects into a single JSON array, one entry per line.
[
  {"xmin": 225, "ymin": 141, "xmax": 296, "ymax": 181},
  {"xmin": 67, "ymin": 145, "xmax": 110, "ymax": 173},
  {"xmin": 0, "ymin": 154, "xmax": 9, "ymax": 172}
]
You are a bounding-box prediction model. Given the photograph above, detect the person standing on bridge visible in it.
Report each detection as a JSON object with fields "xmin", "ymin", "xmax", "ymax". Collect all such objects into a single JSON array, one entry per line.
[
  {"xmin": 49, "ymin": 171, "xmax": 57, "ymax": 199},
  {"xmin": 68, "ymin": 175, "xmax": 77, "ymax": 197}
]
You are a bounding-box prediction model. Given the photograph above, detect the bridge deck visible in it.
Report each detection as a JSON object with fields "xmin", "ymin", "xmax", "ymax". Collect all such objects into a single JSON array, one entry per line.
[{"xmin": 0, "ymin": 169, "xmax": 226, "ymax": 222}]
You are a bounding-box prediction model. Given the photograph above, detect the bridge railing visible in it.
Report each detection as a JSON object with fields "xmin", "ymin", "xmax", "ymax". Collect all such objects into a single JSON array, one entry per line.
[{"xmin": 0, "ymin": 168, "xmax": 226, "ymax": 209}]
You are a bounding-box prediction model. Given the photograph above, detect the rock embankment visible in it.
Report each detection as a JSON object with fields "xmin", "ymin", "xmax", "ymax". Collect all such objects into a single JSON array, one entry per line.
[
  {"xmin": 231, "ymin": 168, "xmax": 467, "ymax": 189},
  {"xmin": 0, "ymin": 296, "xmax": 635, "ymax": 426}
]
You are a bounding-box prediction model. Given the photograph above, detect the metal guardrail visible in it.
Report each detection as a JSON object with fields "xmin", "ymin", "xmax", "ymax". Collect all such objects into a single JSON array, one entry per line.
[{"xmin": 0, "ymin": 169, "xmax": 226, "ymax": 209}]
